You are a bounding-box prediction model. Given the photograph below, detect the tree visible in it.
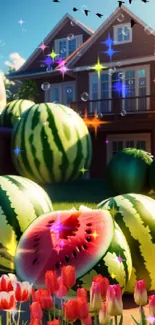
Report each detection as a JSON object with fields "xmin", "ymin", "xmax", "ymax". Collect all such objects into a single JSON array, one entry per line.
[{"xmin": 15, "ymin": 79, "xmax": 38, "ymax": 101}]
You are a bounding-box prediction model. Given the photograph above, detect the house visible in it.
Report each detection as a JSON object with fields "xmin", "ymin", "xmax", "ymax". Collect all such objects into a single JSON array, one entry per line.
[{"xmin": 8, "ymin": 6, "xmax": 155, "ymax": 179}]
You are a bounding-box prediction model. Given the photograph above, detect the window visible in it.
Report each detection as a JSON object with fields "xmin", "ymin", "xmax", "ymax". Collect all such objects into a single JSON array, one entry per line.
[
  {"xmin": 89, "ymin": 65, "xmax": 150, "ymax": 113},
  {"xmin": 106, "ymin": 133, "xmax": 151, "ymax": 163},
  {"xmin": 113, "ymin": 24, "xmax": 132, "ymax": 44},
  {"xmin": 54, "ymin": 35, "xmax": 83, "ymax": 59}
]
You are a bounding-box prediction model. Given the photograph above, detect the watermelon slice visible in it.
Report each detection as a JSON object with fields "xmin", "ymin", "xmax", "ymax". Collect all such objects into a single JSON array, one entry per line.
[{"xmin": 14, "ymin": 209, "xmax": 114, "ymax": 288}]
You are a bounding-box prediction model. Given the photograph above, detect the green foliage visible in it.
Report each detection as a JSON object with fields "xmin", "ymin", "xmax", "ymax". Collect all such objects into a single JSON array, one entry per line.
[{"xmin": 15, "ymin": 79, "xmax": 38, "ymax": 100}]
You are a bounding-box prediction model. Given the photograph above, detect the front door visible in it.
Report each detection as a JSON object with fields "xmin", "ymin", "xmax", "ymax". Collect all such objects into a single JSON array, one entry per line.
[{"xmin": 49, "ymin": 84, "xmax": 62, "ymax": 103}]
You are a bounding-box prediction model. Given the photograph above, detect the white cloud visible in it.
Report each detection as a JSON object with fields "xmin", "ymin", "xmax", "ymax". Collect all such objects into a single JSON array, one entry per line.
[
  {"xmin": 4, "ymin": 52, "xmax": 26, "ymax": 71},
  {"xmin": 0, "ymin": 70, "xmax": 15, "ymax": 86}
]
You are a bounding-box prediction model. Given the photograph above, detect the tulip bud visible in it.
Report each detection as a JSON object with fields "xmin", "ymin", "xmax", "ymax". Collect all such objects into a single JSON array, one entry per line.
[
  {"xmin": 99, "ymin": 302, "xmax": 111, "ymax": 325},
  {"xmin": 149, "ymin": 295, "xmax": 155, "ymax": 317},
  {"xmin": 134, "ymin": 280, "xmax": 148, "ymax": 306},
  {"xmin": 106, "ymin": 285, "xmax": 123, "ymax": 316},
  {"xmin": 93, "ymin": 275, "xmax": 109, "ymax": 301},
  {"xmin": 90, "ymin": 282, "xmax": 102, "ymax": 311}
]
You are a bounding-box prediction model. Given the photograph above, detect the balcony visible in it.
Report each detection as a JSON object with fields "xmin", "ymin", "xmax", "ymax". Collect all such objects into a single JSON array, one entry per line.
[{"xmin": 70, "ymin": 95, "xmax": 155, "ymax": 122}]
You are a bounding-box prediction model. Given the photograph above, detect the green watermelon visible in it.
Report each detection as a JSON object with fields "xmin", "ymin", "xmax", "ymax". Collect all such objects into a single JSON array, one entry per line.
[
  {"xmin": 0, "ymin": 99, "xmax": 35, "ymax": 127},
  {"xmin": 11, "ymin": 103, "xmax": 92, "ymax": 184},
  {"xmin": 149, "ymin": 159, "xmax": 155, "ymax": 191},
  {"xmin": 97, "ymin": 193, "xmax": 155, "ymax": 293},
  {"xmin": 0, "ymin": 175, "xmax": 53, "ymax": 273},
  {"xmin": 107, "ymin": 148, "xmax": 153, "ymax": 194},
  {"xmin": 14, "ymin": 208, "xmax": 132, "ymax": 294}
]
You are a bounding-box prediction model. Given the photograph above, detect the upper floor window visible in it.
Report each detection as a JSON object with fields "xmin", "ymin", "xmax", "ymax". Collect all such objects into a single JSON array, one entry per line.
[
  {"xmin": 54, "ymin": 35, "xmax": 83, "ymax": 59},
  {"xmin": 113, "ymin": 23, "xmax": 132, "ymax": 44}
]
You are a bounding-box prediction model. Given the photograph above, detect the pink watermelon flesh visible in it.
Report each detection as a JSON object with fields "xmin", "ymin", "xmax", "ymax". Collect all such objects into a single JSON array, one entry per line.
[{"xmin": 15, "ymin": 209, "xmax": 114, "ymax": 288}]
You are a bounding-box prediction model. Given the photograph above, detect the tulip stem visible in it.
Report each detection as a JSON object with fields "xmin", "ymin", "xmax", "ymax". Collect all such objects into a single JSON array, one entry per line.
[
  {"xmin": 6, "ymin": 311, "xmax": 10, "ymax": 325},
  {"xmin": 53, "ymin": 295, "xmax": 55, "ymax": 319},
  {"xmin": 48, "ymin": 311, "xmax": 51, "ymax": 321},
  {"xmin": 16, "ymin": 302, "xmax": 22, "ymax": 325},
  {"xmin": 114, "ymin": 316, "xmax": 118, "ymax": 325}
]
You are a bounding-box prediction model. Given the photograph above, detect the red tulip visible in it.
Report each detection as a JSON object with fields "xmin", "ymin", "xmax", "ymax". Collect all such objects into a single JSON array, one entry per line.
[
  {"xmin": 55, "ymin": 276, "xmax": 68, "ymax": 298},
  {"xmin": 63, "ymin": 299, "xmax": 79, "ymax": 322},
  {"xmin": 90, "ymin": 282, "xmax": 102, "ymax": 311},
  {"xmin": 0, "ymin": 291, "xmax": 16, "ymax": 310},
  {"xmin": 149, "ymin": 295, "xmax": 155, "ymax": 317},
  {"xmin": 30, "ymin": 302, "xmax": 43, "ymax": 320},
  {"xmin": 93, "ymin": 275, "xmax": 109, "ymax": 301},
  {"xmin": 0, "ymin": 274, "xmax": 15, "ymax": 292},
  {"xmin": 106, "ymin": 285, "xmax": 123, "ymax": 316},
  {"xmin": 81, "ymin": 315, "xmax": 92, "ymax": 325},
  {"xmin": 47, "ymin": 320, "xmax": 61, "ymax": 325},
  {"xmin": 32, "ymin": 288, "xmax": 53, "ymax": 310},
  {"xmin": 77, "ymin": 297, "xmax": 89, "ymax": 320},
  {"xmin": 77, "ymin": 288, "xmax": 88, "ymax": 302},
  {"xmin": 99, "ymin": 302, "xmax": 111, "ymax": 325},
  {"xmin": 61, "ymin": 265, "xmax": 76, "ymax": 288},
  {"xmin": 29, "ymin": 319, "xmax": 42, "ymax": 325},
  {"xmin": 45, "ymin": 270, "xmax": 59, "ymax": 294},
  {"xmin": 134, "ymin": 280, "xmax": 148, "ymax": 306},
  {"xmin": 14, "ymin": 281, "xmax": 32, "ymax": 302}
]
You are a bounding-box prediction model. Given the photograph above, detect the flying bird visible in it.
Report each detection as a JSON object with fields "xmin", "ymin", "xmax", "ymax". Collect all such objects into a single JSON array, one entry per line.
[
  {"xmin": 131, "ymin": 18, "xmax": 136, "ymax": 28},
  {"xmin": 129, "ymin": 0, "xmax": 133, "ymax": 3},
  {"xmin": 118, "ymin": 1, "xmax": 125, "ymax": 7},
  {"xmin": 141, "ymin": 0, "xmax": 149, "ymax": 2},
  {"xmin": 73, "ymin": 7, "xmax": 78, "ymax": 11},
  {"xmin": 84, "ymin": 9, "xmax": 91, "ymax": 16},
  {"xmin": 53, "ymin": 0, "xmax": 60, "ymax": 2},
  {"xmin": 96, "ymin": 13, "xmax": 103, "ymax": 18}
]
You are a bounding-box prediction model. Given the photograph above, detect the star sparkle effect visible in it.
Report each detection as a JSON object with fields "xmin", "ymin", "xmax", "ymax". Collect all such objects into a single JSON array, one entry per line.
[
  {"xmin": 57, "ymin": 64, "xmax": 70, "ymax": 79},
  {"xmin": 100, "ymin": 33, "xmax": 120, "ymax": 61},
  {"xmin": 18, "ymin": 19, "xmax": 24, "ymax": 25},
  {"xmin": 91, "ymin": 57, "xmax": 107, "ymax": 77},
  {"xmin": 40, "ymin": 56, "xmax": 53, "ymax": 69},
  {"xmin": 39, "ymin": 43, "xmax": 48, "ymax": 52},
  {"xmin": 79, "ymin": 166, "xmax": 89, "ymax": 175},
  {"xmin": 48, "ymin": 48, "xmax": 58, "ymax": 61},
  {"xmin": 83, "ymin": 110, "xmax": 111, "ymax": 137},
  {"xmin": 111, "ymin": 76, "xmax": 133, "ymax": 98},
  {"xmin": 91, "ymin": 231, "xmax": 99, "ymax": 240},
  {"xmin": 116, "ymin": 254, "xmax": 125, "ymax": 264},
  {"xmin": 13, "ymin": 146, "xmax": 23, "ymax": 156},
  {"xmin": 146, "ymin": 316, "xmax": 155, "ymax": 324}
]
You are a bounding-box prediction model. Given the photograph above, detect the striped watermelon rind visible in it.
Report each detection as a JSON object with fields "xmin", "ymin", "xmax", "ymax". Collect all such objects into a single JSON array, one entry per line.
[
  {"xmin": 0, "ymin": 99, "xmax": 35, "ymax": 127},
  {"xmin": 0, "ymin": 175, "xmax": 53, "ymax": 273},
  {"xmin": 11, "ymin": 103, "xmax": 92, "ymax": 184},
  {"xmin": 69, "ymin": 221, "xmax": 132, "ymax": 297},
  {"xmin": 97, "ymin": 193, "xmax": 155, "ymax": 293}
]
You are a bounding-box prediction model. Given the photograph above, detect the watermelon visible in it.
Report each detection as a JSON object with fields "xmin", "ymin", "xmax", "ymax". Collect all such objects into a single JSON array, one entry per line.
[
  {"xmin": 14, "ymin": 208, "xmax": 132, "ymax": 292},
  {"xmin": 107, "ymin": 148, "xmax": 153, "ymax": 194},
  {"xmin": 97, "ymin": 193, "xmax": 155, "ymax": 293},
  {"xmin": 0, "ymin": 99, "xmax": 35, "ymax": 127},
  {"xmin": 149, "ymin": 159, "xmax": 155, "ymax": 191},
  {"xmin": 0, "ymin": 175, "xmax": 53, "ymax": 273},
  {"xmin": 11, "ymin": 103, "xmax": 92, "ymax": 184}
]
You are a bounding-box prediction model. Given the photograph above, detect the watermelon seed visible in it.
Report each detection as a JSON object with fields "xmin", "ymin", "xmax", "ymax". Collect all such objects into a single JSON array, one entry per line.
[
  {"xmin": 34, "ymin": 238, "xmax": 40, "ymax": 242},
  {"xmin": 32, "ymin": 258, "xmax": 38, "ymax": 265},
  {"xmin": 33, "ymin": 243, "xmax": 39, "ymax": 248},
  {"xmin": 48, "ymin": 220, "xmax": 54, "ymax": 224},
  {"xmin": 85, "ymin": 229, "xmax": 91, "ymax": 234},
  {"xmin": 65, "ymin": 255, "xmax": 70, "ymax": 262},
  {"xmin": 72, "ymin": 251, "xmax": 77, "ymax": 257},
  {"xmin": 55, "ymin": 263, "xmax": 60, "ymax": 269},
  {"xmin": 86, "ymin": 237, "xmax": 92, "ymax": 242},
  {"xmin": 83, "ymin": 244, "xmax": 88, "ymax": 250},
  {"xmin": 86, "ymin": 223, "xmax": 92, "ymax": 227},
  {"xmin": 77, "ymin": 246, "xmax": 82, "ymax": 252}
]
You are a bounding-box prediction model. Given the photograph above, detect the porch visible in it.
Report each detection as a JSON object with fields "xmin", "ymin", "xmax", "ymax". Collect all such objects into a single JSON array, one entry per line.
[{"xmin": 70, "ymin": 95, "xmax": 155, "ymax": 122}]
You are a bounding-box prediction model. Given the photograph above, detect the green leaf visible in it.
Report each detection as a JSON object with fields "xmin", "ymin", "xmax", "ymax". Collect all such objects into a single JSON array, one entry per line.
[
  {"xmin": 131, "ymin": 315, "xmax": 141, "ymax": 325},
  {"xmin": 141, "ymin": 309, "xmax": 147, "ymax": 325},
  {"xmin": 109, "ymin": 319, "xmax": 113, "ymax": 325}
]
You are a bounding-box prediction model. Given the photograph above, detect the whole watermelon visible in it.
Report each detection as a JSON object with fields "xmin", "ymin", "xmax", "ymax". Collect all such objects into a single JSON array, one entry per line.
[
  {"xmin": 97, "ymin": 193, "xmax": 155, "ymax": 293},
  {"xmin": 11, "ymin": 103, "xmax": 92, "ymax": 184},
  {"xmin": 0, "ymin": 175, "xmax": 53, "ymax": 273},
  {"xmin": 0, "ymin": 99, "xmax": 35, "ymax": 127},
  {"xmin": 107, "ymin": 148, "xmax": 153, "ymax": 194}
]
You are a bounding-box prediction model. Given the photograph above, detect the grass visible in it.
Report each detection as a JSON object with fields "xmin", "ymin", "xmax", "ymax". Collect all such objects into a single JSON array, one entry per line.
[{"xmin": 52, "ymin": 201, "xmax": 97, "ymax": 210}]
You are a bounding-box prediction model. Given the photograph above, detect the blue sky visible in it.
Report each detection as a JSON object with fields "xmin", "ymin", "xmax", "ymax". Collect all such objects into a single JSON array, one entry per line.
[{"xmin": 0, "ymin": 0, "xmax": 155, "ymax": 73}]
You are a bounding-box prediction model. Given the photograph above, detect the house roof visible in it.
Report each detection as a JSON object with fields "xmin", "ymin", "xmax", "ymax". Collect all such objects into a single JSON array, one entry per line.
[
  {"xmin": 17, "ymin": 13, "xmax": 94, "ymax": 73},
  {"xmin": 61, "ymin": 5, "xmax": 155, "ymax": 69}
]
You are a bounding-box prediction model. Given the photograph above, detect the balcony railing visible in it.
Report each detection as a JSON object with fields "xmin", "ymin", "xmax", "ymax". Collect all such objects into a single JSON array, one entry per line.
[{"xmin": 70, "ymin": 95, "xmax": 155, "ymax": 120}]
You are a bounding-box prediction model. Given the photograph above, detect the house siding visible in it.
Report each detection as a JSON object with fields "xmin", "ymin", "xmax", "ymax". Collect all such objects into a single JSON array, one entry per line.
[
  {"xmin": 21, "ymin": 19, "xmax": 91, "ymax": 71},
  {"xmin": 73, "ymin": 11, "xmax": 155, "ymax": 67}
]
